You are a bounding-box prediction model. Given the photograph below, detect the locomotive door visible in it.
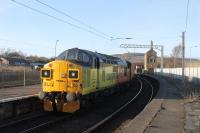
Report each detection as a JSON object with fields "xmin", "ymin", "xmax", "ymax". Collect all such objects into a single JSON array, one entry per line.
[
  {"xmin": 95, "ymin": 58, "xmax": 100, "ymax": 89},
  {"xmin": 90, "ymin": 58, "xmax": 97, "ymax": 90}
]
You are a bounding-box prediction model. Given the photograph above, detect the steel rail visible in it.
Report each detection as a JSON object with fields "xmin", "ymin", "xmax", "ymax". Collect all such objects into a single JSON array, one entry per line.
[
  {"xmin": 20, "ymin": 119, "xmax": 57, "ymax": 133},
  {"xmin": 19, "ymin": 114, "xmax": 71, "ymax": 133},
  {"xmin": 136, "ymin": 76, "xmax": 155, "ymax": 117},
  {"xmin": 140, "ymin": 77, "xmax": 154, "ymax": 105},
  {"xmin": 0, "ymin": 112, "xmax": 47, "ymax": 129},
  {"xmin": 82, "ymin": 77, "xmax": 144, "ymax": 133}
]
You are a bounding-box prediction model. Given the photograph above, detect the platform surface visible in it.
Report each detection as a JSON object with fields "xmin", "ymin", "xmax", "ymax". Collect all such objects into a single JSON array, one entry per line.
[
  {"xmin": 0, "ymin": 84, "xmax": 41, "ymax": 100},
  {"xmin": 122, "ymin": 76, "xmax": 185, "ymax": 133},
  {"xmin": 144, "ymin": 78, "xmax": 185, "ymax": 133}
]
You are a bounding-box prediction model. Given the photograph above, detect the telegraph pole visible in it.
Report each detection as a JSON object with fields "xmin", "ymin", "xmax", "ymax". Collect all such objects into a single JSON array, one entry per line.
[
  {"xmin": 55, "ymin": 40, "xmax": 59, "ymax": 58},
  {"xmin": 161, "ymin": 45, "xmax": 164, "ymax": 73},
  {"xmin": 182, "ymin": 32, "xmax": 185, "ymax": 83}
]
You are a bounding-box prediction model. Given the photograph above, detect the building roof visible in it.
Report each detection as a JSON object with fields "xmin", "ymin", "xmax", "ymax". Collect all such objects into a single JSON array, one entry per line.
[{"xmin": 145, "ymin": 48, "xmax": 157, "ymax": 56}]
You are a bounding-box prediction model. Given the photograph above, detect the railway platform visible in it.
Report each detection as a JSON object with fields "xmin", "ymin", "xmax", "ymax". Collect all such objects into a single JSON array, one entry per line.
[
  {"xmin": 122, "ymin": 76, "xmax": 185, "ymax": 133},
  {"xmin": 0, "ymin": 84, "xmax": 41, "ymax": 100},
  {"xmin": 144, "ymin": 77, "xmax": 185, "ymax": 133},
  {"xmin": 0, "ymin": 84, "xmax": 42, "ymax": 121}
]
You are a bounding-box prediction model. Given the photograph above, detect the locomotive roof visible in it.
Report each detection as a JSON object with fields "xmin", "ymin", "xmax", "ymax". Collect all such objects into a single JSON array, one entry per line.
[
  {"xmin": 74, "ymin": 48, "xmax": 117, "ymax": 60},
  {"xmin": 69, "ymin": 48, "xmax": 129, "ymax": 66}
]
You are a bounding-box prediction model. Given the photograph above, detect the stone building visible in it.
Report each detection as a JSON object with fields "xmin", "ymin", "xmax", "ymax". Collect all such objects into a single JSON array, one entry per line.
[
  {"xmin": 0, "ymin": 57, "xmax": 9, "ymax": 66},
  {"xmin": 144, "ymin": 43, "xmax": 157, "ymax": 72}
]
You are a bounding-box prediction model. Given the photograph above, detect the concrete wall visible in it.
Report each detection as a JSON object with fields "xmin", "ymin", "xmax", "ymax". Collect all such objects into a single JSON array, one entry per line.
[{"xmin": 0, "ymin": 96, "xmax": 42, "ymax": 120}]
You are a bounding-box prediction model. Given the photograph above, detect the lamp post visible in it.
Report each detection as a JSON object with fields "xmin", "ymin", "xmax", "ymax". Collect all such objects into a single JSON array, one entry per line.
[
  {"xmin": 110, "ymin": 37, "xmax": 133, "ymax": 54},
  {"xmin": 110, "ymin": 37, "xmax": 133, "ymax": 41},
  {"xmin": 55, "ymin": 40, "xmax": 59, "ymax": 58}
]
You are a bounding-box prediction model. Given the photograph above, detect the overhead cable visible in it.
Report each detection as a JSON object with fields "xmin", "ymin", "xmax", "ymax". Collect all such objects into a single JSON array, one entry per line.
[
  {"xmin": 185, "ymin": 0, "xmax": 190, "ymax": 32},
  {"xmin": 11, "ymin": 0, "xmax": 111, "ymax": 40},
  {"xmin": 35, "ymin": 0, "xmax": 112, "ymax": 39}
]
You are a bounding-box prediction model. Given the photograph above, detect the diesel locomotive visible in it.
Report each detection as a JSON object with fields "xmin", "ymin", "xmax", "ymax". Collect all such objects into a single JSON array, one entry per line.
[{"xmin": 39, "ymin": 48, "xmax": 133, "ymax": 112}]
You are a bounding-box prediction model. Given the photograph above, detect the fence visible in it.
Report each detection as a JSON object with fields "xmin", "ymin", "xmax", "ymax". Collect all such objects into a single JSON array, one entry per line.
[
  {"xmin": 0, "ymin": 66, "xmax": 40, "ymax": 88},
  {"xmin": 155, "ymin": 67, "xmax": 200, "ymax": 84},
  {"xmin": 155, "ymin": 67, "xmax": 200, "ymax": 98}
]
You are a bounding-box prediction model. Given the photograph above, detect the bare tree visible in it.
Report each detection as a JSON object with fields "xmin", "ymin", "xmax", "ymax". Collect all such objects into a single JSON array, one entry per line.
[
  {"xmin": 171, "ymin": 44, "xmax": 182, "ymax": 68},
  {"xmin": 0, "ymin": 48, "xmax": 25, "ymax": 58},
  {"xmin": 26, "ymin": 55, "xmax": 49, "ymax": 63},
  {"xmin": 162, "ymin": 57, "xmax": 174, "ymax": 68}
]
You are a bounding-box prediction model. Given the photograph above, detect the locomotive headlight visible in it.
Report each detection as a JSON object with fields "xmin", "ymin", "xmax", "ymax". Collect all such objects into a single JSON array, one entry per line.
[
  {"xmin": 41, "ymin": 69, "xmax": 51, "ymax": 79},
  {"xmin": 38, "ymin": 91, "xmax": 45, "ymax": 100},
  {"xmin": 66, "ymin": 92, "xmax": 76, "ymax": 102},
  {"xmin": 72, "ymin": 72, "xmax": 75, "ymax": 77},
  {"xmin": 68, "ymin": 70, "xmax": 79, "ymax": 79},
  {"xmin": 44, "ymin": 72, "xmax": 48, "ymax": 76}
]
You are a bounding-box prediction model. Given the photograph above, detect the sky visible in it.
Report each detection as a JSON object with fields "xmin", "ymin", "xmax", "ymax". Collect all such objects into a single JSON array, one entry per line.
[{"xmin": 0, "ymin": 0, "xmax": 199, "ymax": 58}]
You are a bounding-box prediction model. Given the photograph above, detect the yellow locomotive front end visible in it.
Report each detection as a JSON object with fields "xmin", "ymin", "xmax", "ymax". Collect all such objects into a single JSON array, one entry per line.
[{"xmin": 39, "ymin": 60, "xmax": 82, "ymax": 113}]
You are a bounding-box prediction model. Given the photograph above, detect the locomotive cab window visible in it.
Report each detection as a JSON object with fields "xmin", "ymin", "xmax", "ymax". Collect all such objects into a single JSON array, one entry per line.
[
  {"xmin": 57, "ymin": 50, "xmax": 68, "ymax": 60},
  {"xmin": 77, "ymin": 51, "xmax": 91, "ymax": 65},
  {"xmin": 57, "ymin": 49, "xmax": 78, "ymax": 60},
  {"xmin": 78, "ymin": 52, "xmax": 83, "ymax": 61},
  {"xmin": 67, "ymin": 49, "xmax": 78, "ymax": 60},
  {"xmin": 83, "ymin": 53, "xmax": 90, "ymax": 63}
]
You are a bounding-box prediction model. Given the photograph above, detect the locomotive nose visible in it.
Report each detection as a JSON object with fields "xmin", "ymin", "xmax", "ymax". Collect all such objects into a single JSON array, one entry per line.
[
  {"xmin": 52, "ymin": 60, "xmax": 68, "ymax": 91},
  {"xmin": 41, "ymin": 60, "xmax": 68, "ymax": 92},
  {"xmin": 41, "ymin": 59, "xmax": 81, "ymax": 112}
]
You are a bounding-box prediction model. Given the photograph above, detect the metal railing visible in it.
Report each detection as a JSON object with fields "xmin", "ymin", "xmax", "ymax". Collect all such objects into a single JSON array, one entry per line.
[{"xmin": 0, "ymin": 66, "xmax": 40, "ymax": 88}]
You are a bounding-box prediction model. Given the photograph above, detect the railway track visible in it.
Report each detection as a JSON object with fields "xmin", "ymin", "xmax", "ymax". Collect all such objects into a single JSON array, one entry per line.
[
  {"xmin": 19, "ymin": 113, "xmax": 72, "ymax": 133},
  {"xmin": 0, "ymin": 112, "xmax": 46, "ymax": 129},
  {"xmin": 82, "ymin": 75, "xmax": 155, "ymax": 133},
  {"xmin": 0, "ymin": 112, "xmax": 70, "ymax": 133},
  {"xmin": 0, "ymin": 75, "xmax": 158, "ymax": 133}
]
